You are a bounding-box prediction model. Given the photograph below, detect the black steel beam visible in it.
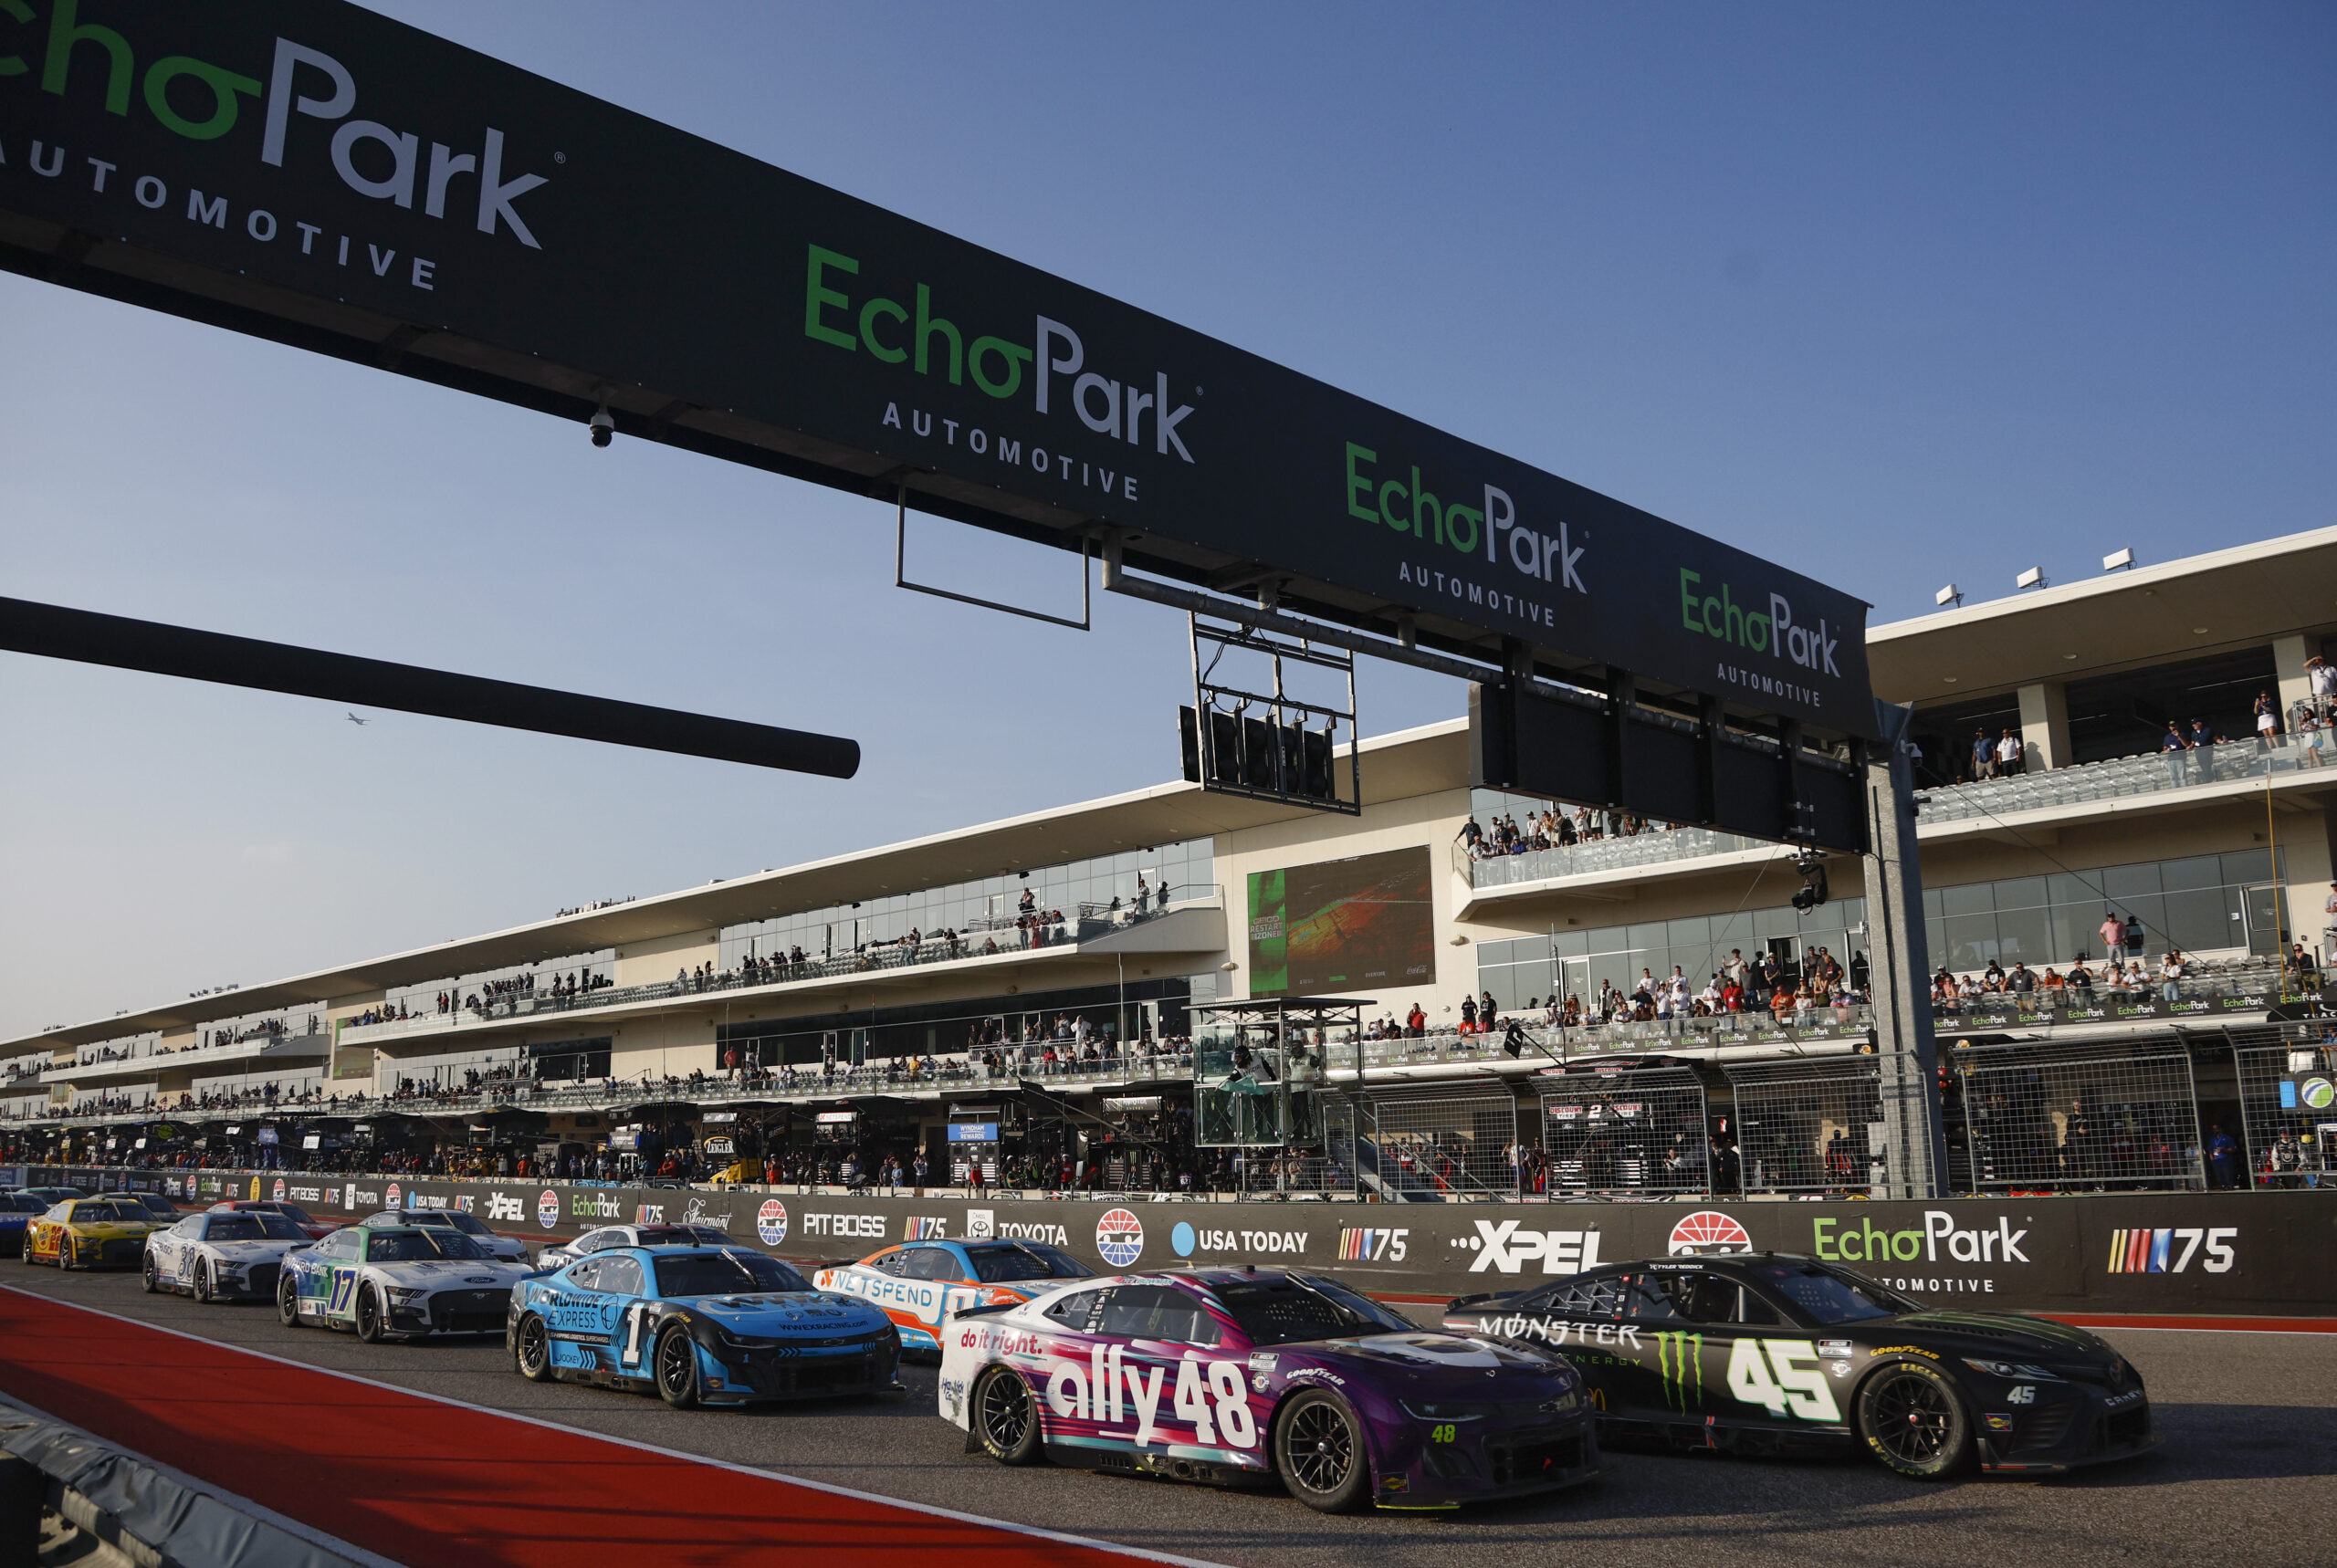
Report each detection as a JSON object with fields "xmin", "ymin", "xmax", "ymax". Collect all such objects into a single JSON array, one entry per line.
[{"xmin": 0, "ymin": 598, "xmax": 859, "ymax": 779}]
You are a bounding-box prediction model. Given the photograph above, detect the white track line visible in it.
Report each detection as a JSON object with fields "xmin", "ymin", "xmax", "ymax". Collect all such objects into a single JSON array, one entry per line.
[{"xmin": 0, "ymin": 1283, "xmax": 1234, "ymax": 1568}]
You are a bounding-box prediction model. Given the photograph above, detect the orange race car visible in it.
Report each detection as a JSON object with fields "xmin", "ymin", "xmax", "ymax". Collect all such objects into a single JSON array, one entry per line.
[{"xmin": 812, "ymin": 1238, "xmax": 1093, "ymax": 1355}]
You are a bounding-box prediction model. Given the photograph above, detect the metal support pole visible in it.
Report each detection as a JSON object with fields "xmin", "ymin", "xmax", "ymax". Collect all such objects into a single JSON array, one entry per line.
[{"xmin": 1865, "ymin": 701, "xmax": 1949, "ymax": 1198}]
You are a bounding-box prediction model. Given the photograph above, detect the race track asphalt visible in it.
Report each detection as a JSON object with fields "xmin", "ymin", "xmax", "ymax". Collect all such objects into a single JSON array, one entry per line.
[{"xmin": 5, "ymin": 1262, "xmax": 2330, "ymax": 1568}]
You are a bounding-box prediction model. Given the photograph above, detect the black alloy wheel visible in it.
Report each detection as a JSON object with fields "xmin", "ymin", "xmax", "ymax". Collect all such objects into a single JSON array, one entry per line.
[
  {"xmin": 141, "ymin": 1253, "xmax": 161, "ymax": 1293},
  {"xmin": 277, "ymin": 1273, "xmax": 300, "ymax": 1327},
  {"xmin": 193, "ymin": 1259, "xmax": 212, "ymax": 1304},
  {"xmin": 515, "ymin": 1314, "xmax": 555, "ymax": 1382},
  {"xmin": 654, "ymin": 1322, "xmax": 701, "ymax": 1409},
  {"xmin": 1859, "ymin": 1362, "xmax": 1974, "ymax": 1479},
  {"xmin": 354, "ymin": 1283, "xmax": 386, "ymax": 1343},
  {"xmin": 974, "ymin": 1367, "xmax": 1043, "ymax": 1465},
  {"xmin": 1274, "ymin": 1389, "xmax": 1371, "ymax": 1513}
]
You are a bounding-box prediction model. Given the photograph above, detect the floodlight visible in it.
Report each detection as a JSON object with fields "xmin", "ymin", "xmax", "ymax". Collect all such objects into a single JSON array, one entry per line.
[
  {"xmin": 1934, "ymin": 583, "xmax": 1962, "ymax": 607},
  {"xmin": 2102, "ymin": 548, "xmax": 2134, "ymax": 572},
  {"xmin": 2016, "ymin": 567, "xmax": 2046, "ymax": 591}
]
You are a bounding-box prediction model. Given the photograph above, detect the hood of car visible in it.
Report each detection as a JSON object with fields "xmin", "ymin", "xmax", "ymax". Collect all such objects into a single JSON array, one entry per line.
[
  {"xmin": 370, "ymin": 1259, "xmax": 532, "ymax": 1285},
  {"xmin": 1304, "ymin": 1332, "xmax": 1565, "ymax": 1381},
  {"xmin": 686, "ymin": 1291, "xmax": 889, "ymax": 1333},
  {"xmin": 207, "ymin": 1240, "xmax": 302, "ymax": 1260},
  {"xmin": 66, "ymin": 1221, "xmax": 153, "ymax": 1239},
  {"xmin": 1876, "ymin": 1310, "xmax": 2115, "ymax": 1364}
]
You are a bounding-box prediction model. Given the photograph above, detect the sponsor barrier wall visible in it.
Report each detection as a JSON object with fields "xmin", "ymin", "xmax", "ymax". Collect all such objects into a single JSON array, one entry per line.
[{"xmin": 36, "ymin": 1169, "xmax": 2336, "ymax": 1319}]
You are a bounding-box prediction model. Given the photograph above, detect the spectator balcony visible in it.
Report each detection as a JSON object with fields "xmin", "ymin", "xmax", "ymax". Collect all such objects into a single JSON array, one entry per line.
[
  {"xmin": 335, "ymin": 889, "xmax": 1226, "ymax": 1050},
  {"xmin": 39, "ymin": 1029, "xmax": 330, "ymax": 1087},
  {"xmin": 1460, "ymin": 737, "xmax": 2337, "ymax": 909}
]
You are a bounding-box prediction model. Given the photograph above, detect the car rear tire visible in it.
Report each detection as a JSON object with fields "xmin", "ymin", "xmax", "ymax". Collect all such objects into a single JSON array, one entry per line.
[
  {"xmin": 1273, "ymin": 1388, "xmax": 1372, "ymax": 1513},
  {"xmin": 278, "ymin": 1273, "xmax": 300, "ymax": 1327},
  {"xmin": 354, "ymin": 1284, "xmax": 386, "ymax": 1344},
  {"xmin": 515, "ymin": 1314, "xmax": 555, "ymax": 1382},
  {"xmin": 654, "ymin": 1322, "xmax": 701, "ymax": 1409},
  {"xmin": 1858, "ymin": 1361, "xmax": 1974, "ymax": 1479},
  {"xmin": 141, "ymin": 1254, "xmax": 161, "ymax": 1294},
  {"xmin": 972, "ymin": 1367, "xmax": 1044, "ymax": 1465},
  {"xmin": 193, "ymin": 1259, "xmax": 213, "ymax": 1304}
]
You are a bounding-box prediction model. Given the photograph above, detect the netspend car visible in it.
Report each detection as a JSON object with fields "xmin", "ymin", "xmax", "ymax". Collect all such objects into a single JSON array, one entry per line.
[
  {"xmin": 143, "ymin": 1208, "xmax": 312, "ymax": 1302},
  {"xmin": 508, "ymin": 1245, "xmax": 901, "ymax": 1407},
  {"xmin": 20, "ymin": 1198, "xmax": 163, "ymax": 1270},
  {"xmin": 939, "ymin": 1266, "xmax": 1598, "ymax": 1513},
  {"xmin": 1443, "ymin": 1251, "xmax": 2155, "ymax": 1478},
  {"xmin": 815, "ymin": 1239, "xmax": 1095, "ymax": 1354},
  {"xmin": 534, "ymin": 1223, "xmax": 732, "ymax": 1272},
  {"xmin": 278, "ymin": 1225, "xmax": 538, "ymax": 1342},
  {"xmin": 0, "ymin": 1192, "xmax": 48, "ymax": 1255},
  {"xmin": 361, "ymin": 1207, "xmax": 530, "ymax": 1263},
  {"xmin": 207, "ymin": 1199, "xmax": 334, "ymax": 1241}
]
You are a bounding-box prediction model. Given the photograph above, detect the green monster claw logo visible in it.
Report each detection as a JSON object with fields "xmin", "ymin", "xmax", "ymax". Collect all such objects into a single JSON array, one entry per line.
[{"xmin": 1654, "ymin": 1330, "xmax": 1703, "ymax": 1411}]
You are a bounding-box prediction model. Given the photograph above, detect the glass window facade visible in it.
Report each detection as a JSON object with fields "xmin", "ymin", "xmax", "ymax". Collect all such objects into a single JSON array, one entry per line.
[
  {"xmin": 1921, "ymin": 848, "xmax": 2285, "ymax": 970},
  {"xmin": 719, "ymin": 839, "xmax": 1214, "ymax": 963},
  {"xmin": 1478, "ymin": 899, "xmax": 1870, "ymax": 1011}
]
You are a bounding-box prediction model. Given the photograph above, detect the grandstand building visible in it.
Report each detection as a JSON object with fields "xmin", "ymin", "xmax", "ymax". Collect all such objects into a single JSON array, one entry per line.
[{"xmin": 8, "ymin": 527, "xmax": 2337, "ymax": 1197}]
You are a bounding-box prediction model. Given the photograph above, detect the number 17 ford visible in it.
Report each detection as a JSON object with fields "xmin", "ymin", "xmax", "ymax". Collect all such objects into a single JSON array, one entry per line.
[{"xmin": 938, "ymin": 1265, "xmax": 1598, "ymax": 1513}]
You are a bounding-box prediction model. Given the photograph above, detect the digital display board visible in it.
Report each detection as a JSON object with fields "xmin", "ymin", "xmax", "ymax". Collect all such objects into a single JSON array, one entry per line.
[{"xmin": 1247, "ymin": 846, "xmax": 1436, "ymax": 998}]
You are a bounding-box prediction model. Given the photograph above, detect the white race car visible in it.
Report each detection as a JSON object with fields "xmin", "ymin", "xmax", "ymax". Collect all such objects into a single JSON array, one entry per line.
[
  {"xmin": 534, "ymin": 1222, "xmax": 732, "ymax": 1271},
  {"xmin": 278, "ymin": 1224, "xmax": 540, "ymax": 1342},
  {"xmin": 360, "ymin": 1207, "xmax": 531, "ymax": 1263},
  {"xmin": 141, "ymin": 1208, "xmax": 312, "ymax": 1302}
]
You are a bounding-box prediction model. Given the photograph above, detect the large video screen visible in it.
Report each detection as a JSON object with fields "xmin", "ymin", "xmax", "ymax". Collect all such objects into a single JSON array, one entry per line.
[{"xmin": 1247, "ymin": 847, "xmax": 1437, "ymax": 998}]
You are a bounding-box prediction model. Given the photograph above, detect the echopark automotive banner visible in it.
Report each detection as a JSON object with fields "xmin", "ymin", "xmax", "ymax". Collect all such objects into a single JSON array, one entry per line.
[
  {"xmin": 53, "ymin": 1166, "xmax": 2336, "ymax": 1318},
  {"xmin": 0, "ymin": 2, "xmax": 1873, "ymax": 732}
]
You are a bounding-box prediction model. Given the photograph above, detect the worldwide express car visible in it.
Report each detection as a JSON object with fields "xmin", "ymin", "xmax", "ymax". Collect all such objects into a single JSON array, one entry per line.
[
  {"xmin": 19, "ymin": 1197, "xmax": 163, "ymax": 1270},
  {"xmin": 508, "ymin": 1245, "xmax": 901, "ymax": 1407},
  {"xmin": 142, "ymin": 1208, "xmax": 312, "ymax": 1302},
  {"xmin": 939, "ymin": 1266, "xmax": 1598, "ymax": 1513},
  {"xmin": 278, "ymin": 1224, "xmax": 539, "ymax": 1342},
  {"xmin": 1442, "ymin": 1251, "xmax": 2155, "ymax": 1478},
  {"xmin": 814, "ymin": 1238, "xmax": 1094, "ymax": 1354}
]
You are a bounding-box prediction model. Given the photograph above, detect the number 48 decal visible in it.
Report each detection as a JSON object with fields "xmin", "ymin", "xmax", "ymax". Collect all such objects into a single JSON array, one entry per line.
[{"xmin": 1726, "ymin": 1338, "xmax": 1842, "ymax": 1422}]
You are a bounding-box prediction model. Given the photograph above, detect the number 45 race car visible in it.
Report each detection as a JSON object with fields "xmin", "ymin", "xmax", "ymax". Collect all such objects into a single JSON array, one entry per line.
[
  {"xmin": 939, "ymin": 1266, "xmax": 1598, "ymax": 1513},
  {"xmin": 1444, "ymin": 1251, "xmax": 2156, "ymax": 1478}
]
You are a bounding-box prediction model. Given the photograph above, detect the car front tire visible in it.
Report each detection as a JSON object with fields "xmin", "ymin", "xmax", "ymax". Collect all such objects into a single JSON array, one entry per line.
[
  {"xmin": 193, "ymin": 1259, "xmax": 213, "ymax": 1304},
  {"xmin": 1858, "ymin": 1361, "xmax": 1975, "ymax": 1479},
  {"xmin": 141, "ymin": 1253, "xmax": 161, "ymax": 1293},
  {"xmin": 354, "ymin": 1284, "xmax": 386, "ymax": 1344},
  {"xmin": 1273, "ymin": 1388, "xmax": 1372, "ymax": 1513},
  {"xmin": 278, "ymin": 1273, "xmax": 301, "ymax": 1328},
  {"xmin": 515, "ymin": 1313, "xmax": 555, "ymax": 1382},
  {"xmin": 972, "ymin": 1366, "xmax": 1044, "ymax": 1465},
  {"xmin": 654, "ymin": 1322, "xmax": 701, "ymax": 1409}
]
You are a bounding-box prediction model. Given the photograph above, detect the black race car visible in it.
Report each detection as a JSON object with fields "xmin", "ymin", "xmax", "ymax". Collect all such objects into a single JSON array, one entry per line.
[{"xmin": 1444, "ymin": 1252, "xmax": 2154, "ymax": 1478}]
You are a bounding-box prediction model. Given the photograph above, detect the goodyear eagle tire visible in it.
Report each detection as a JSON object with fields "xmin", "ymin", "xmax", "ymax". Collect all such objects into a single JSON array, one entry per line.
[
  {"xmin": 972, "ymin": 1367, "xmax": 1044, "ymax": 1465},
  {"xmin": 193, "ymin": 1259, "xmax": 213, "ymax": 1304},
  {"xmin": 1273, "ymin": 1388, "xmax": 1372, "ymax": 1513},
  {"xmin": 654, "ymin": 1322, "xmax": 702, "ymax": 1408},
  {"xmin": 277, "ymin": 1273, "xmax": 300, "ymax": 1328},
  {"xmin": 1858, "ymin": 1360, "xmax": 1974, "ymax": 1479},
  {"xmin": 515, "ymin": 1313, "xmax": 556, "ymax": 1383},
  {"xmin": 354, "ymin": 1283, "xmax": 387, "ymax": 1344},
  {"xmin": 141, "ymin": 1253, "xmax": 161, "ymax": 1294}
]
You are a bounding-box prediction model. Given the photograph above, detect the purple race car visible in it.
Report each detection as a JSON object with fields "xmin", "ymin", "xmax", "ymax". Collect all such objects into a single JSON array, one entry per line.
[{"xmin": 937, "ymin": 1266, "xmax": 1600, "ymax": 1512}]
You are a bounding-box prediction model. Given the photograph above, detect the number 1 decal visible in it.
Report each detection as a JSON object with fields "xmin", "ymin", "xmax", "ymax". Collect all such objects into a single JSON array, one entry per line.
[{"xmin": 621, "ymin": 1303, "xmax": 647, "ymax": 1367}]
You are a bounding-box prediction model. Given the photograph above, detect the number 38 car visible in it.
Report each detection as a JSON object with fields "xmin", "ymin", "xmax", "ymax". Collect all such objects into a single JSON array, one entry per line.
[
  {"xmin": 938, "ymin": 1266, "xmax": 1598, "ymax": 1514},
  {"xmin": 143, "ymin": 1208, "xmax": 313, "ymax": 1301},
  {"xmin": 1443, "ymin": 1252, "xmax": 2155, "ymax": 1478},
  {"xmin": 507, "ymin": 1245, "xmax": 902, "ymax": 1407},
  {"xmin": 814, "ymin": 1238, "xmax": 1095, "ymax": 1354},
  {"xmin": 278, "ymin": 1224, "xmax": 540, "ymax": 1342}
]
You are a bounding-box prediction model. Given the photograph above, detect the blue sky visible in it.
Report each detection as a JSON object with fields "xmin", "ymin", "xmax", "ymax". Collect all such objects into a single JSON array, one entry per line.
[{"xmin": 2, "ymin": 1, "xmax": 2330, "ymax": 1038}]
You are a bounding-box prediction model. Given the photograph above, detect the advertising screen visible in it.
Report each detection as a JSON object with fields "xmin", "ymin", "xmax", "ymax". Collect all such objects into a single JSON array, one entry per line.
[{"xmin": 1247, "ymin": 847, "xmax": 1436, "ymax": 998}]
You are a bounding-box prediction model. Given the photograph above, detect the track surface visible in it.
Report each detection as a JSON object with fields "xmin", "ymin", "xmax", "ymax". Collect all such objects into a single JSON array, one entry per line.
[{"xmin": 5, "ymin": 1263, "xmax": 2331, "ymax": 1568}]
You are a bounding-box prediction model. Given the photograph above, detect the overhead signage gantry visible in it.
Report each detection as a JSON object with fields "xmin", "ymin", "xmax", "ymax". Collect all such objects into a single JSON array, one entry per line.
[{"xmin": 0, "ymin": 0, "xmax": 1939, "ymax": 1186}]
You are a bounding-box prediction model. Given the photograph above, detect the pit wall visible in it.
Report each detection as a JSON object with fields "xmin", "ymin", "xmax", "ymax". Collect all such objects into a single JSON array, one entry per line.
[{"xmin": 23, "ymin": 1167, "xmax": 2332, "ymax": 1319}]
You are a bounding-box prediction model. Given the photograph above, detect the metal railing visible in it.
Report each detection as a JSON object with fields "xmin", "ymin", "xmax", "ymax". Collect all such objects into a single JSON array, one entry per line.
[
  {"xmin": 1462, "ymin": 825, "xmax": 1775, "ymax": 888},
  {"xmin": 340, "ymin": 889, "xmax": 1222, "ymax": 1043},
  {"xmin": 1917, "ymin": 736, "xmax": 2328, "ymax": 827}
]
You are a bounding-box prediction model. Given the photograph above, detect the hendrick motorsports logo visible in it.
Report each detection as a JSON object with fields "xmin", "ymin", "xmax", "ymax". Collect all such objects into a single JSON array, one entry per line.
[
  {"xmin": 1668, "ymin": 1211, "xmax": 1753, "ymax": 1256},
  {"xmin": 756, "ymin": 1199, "xmax": 789, "ymax": 1247},
  {"xmin": 536, "ymin": 1189, "xmax": 561, "ymax": 1229},
  {"xmin": 1095, "ymin": 1208, "xmax": 1145, "ymax": 1268}
]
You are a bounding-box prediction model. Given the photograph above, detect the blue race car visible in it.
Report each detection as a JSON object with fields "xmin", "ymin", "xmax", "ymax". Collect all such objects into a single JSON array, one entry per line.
[
  {"xmin": 0, "ymin": 1191, "xmax": 47, "ymax": 1256},
  {"xmin": 507, "ymin": 1244, "xmax": 903, "ymax": 1407}
]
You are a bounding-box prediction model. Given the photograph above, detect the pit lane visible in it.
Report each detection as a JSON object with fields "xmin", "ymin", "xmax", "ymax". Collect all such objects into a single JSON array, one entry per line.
[{"xmin": 9, "ymin": 1265, "xmax": 2330, "ymax": 1568}]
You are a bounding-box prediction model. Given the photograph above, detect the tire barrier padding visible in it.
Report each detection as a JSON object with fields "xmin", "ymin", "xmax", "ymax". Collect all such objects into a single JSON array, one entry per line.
[{"xmin": 33, "ymin": 1167, "xmax": 2337, "ymax": 1318}]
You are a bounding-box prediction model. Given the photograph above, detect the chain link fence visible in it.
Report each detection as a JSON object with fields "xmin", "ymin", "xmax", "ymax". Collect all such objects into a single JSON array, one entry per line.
[
  {"xmin": 1953, "ymin": 1034, "xmax": 2204, "ymax": 1193},
  {"xmin": 2231, "ymin": 1023, "xmax": 2337, "ymax": 1190},
  {"xmin": 1722, "ymin": 1055, "xmax": 1885, "ymax": 1195},
  {"xmin": 1535, "ymin": 1065, "xmax": 1710, "ymax": 1198}
]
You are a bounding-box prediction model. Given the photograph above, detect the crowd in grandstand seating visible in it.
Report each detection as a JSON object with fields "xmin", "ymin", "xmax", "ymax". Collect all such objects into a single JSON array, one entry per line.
[{"xmin": 1460, "ymin": 809, "xmax": 1679, "ymax": 859}]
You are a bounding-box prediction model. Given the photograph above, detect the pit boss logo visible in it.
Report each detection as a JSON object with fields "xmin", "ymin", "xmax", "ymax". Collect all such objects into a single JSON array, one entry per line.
[
  {"xmin": 1346, "ymin": 443, "xmax": 1586, "ymax": 632},
  {"xmin": 0, "ymin": 11, "xmax": 554, "ymax": 289}
]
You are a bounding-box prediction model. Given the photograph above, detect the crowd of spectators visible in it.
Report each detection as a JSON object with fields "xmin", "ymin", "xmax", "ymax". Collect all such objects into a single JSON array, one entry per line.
[{"xmin": 1460, "ymin": 808, "xmax": 1678, "ymax": 860}]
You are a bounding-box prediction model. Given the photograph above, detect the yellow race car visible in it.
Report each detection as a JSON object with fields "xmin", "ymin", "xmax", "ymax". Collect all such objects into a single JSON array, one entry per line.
[{"xmin": 22, "ymin": 1197, "xmax": 162, "ymax": 1271}]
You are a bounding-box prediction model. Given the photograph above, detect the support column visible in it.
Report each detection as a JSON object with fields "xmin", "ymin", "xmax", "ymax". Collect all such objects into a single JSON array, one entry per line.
[
  {"xmin": 2016, "ymin": 681, "xmax": 2071, "ymax": 771},
  {"xmin": 1865, "ymin": 702, "xmax": 1949, "ymax": 1199}
]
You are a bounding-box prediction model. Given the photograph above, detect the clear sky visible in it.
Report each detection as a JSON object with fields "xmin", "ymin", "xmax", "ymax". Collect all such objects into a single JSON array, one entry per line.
[{"xmin": 2, "ymin": 2, "xmax": 2330, "ymax": 1040}]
